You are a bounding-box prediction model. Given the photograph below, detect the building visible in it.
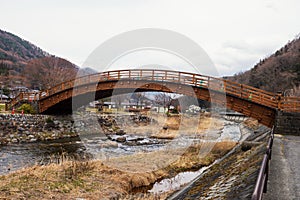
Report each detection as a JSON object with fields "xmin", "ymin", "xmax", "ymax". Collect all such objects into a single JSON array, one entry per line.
[{"xmin": 0, "ymin": 94, "xmax": 9, "ymax": 103}]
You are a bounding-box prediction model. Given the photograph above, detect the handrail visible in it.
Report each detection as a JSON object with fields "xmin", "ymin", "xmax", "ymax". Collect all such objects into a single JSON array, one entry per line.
[
  {"xmin": 279, "ymin": 96, "xmax": 300, "ymax": 112},
  {"xmin": 9, "ymin": 92, "xmax": 23, "ymax": 108},
  {"xmin": 41, "ymin": 69, "xmax": 281, "ymax": 108},
  {"xmin": 251, "ymin": 127, "xmax": 275, "ymax": 200},
  {"xmin": 8, "ymin": 69, "xmax": 300, "ymax": 112},
  {"xmin": 9, "ymin": 92, "xmax": 40, "ymax": 108}
]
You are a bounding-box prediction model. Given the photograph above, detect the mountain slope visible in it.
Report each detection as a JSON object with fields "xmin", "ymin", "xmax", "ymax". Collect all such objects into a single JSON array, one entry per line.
[
  {"xmin": 0, "ymin": 29, "xmax": 49, "ymax": 63},
  {"xmin": 228, "ymin": 35, "xmax": 300, "ymax": 95},
  {"xmin": 0, "ymin": 29, "xmax": 81, "ymax": 90}
]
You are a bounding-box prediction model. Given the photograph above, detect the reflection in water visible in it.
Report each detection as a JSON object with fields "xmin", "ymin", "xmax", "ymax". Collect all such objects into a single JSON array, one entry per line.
[
  {"xmin": 149, "ymin": 166, "xmax": 209, "ymax": 194},
  {"xmin": 219, "ymin": 123, "xmax": 241, "ymax": 142}
]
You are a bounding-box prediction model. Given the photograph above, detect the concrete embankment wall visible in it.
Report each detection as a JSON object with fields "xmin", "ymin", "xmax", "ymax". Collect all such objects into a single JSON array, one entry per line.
[{"xmin": 275, "ymin": 111, "xmax": 300, "ymax": 136}]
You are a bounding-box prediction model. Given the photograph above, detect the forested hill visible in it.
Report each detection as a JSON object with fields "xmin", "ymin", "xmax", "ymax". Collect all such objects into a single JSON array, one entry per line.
[
  {"xmin": 0, "ymin": 29, "xmax": 83, "ymax": 90},
  {"xmin": 227, "ymin": 35, "xmax": 300, "ymax": 96},
  {"xmin": 0, "ymin": 29, "xmax": 49, "ymax": 62}
]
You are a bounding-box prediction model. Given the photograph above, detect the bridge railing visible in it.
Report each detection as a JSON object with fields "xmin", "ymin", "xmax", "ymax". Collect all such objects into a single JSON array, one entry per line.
[
  {"xmin": 9, "ymin": 92, "xmax": 40, "ymax": 109},
  {"xmin": 279, "ymin": 96, "xmax": 300, "ymax": 112},
  {"xmin": 39, "ymin": 69, "xmax": 300, "ymax": 112},
  {"xmin": 223, "ymin": 79, "xmax": 279, "ymax": 108},
  {"xmin": 9, "ymin": 69, "xmax": 300, "ymax": 113},
  {"xmin": 9, "ymin": 92, "xmax": 23, "ymax": 108}
]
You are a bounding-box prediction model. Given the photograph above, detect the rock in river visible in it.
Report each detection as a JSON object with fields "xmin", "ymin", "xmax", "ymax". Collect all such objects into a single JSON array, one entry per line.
[
  {"xmin": 116, "ymin": 136, "xmax": 126, "ymax": 143},
  {"xmin": 116, "ymin": 129, "xmax": 126, "ymax": 135}
]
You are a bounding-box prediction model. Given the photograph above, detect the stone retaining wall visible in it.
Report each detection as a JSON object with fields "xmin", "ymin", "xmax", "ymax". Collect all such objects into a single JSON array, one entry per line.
[
  {"xmin": 0, "ymin": 113, "xmax": 142, "ymax": 145},
  {"xmin": 0, "ymin": 114, "xmax": 77, "ymax": 145},
  {"xmin": 275, "ymin": 111, "xmax": 300, "ymax": 135}
]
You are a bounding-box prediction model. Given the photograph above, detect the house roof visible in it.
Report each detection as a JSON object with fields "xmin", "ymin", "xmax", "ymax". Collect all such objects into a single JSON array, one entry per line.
[{"xmin": 0, "ymin": 94, "xmax": 9, "ymax": 99}]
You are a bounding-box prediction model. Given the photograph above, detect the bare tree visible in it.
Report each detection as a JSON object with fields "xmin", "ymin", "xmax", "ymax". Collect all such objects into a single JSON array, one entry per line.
[
  {"xmin": 135, "ymin": 92, "xmax": 146, "ymax": 108},
  {"xmin": 24, "ymin": 57, "xmax": 78, "ymax": 89},
  {"xmin": 154, "ymin": 92, "xmax": 171, "ymax": 112},
  {"xmin": 111, "ymin": 93, "xmax": 131, "ymax": 110}
]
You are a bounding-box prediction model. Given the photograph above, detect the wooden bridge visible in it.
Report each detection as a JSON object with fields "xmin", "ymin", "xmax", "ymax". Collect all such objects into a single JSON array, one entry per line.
[{"xmin": 9, "ymin": 69, "xmax": 300, "ymax": 128}]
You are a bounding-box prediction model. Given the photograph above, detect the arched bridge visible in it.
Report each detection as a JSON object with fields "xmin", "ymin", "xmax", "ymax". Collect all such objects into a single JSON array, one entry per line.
[{"xmin": 10, "ymin": 69, "xmax": 300, "ymax": 128}]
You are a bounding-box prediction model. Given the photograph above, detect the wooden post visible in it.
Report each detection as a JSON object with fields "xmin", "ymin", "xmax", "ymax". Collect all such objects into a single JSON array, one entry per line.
[
  {"xmin": 165, "ymin": 71, "xmax": 167, "ymax": 81},
  {"xmin": 277, "ymin": 94, "xmax": 282, "ymax": 110},
  {"xmin": 240, "ymin": 84, "xmax": 243, "ymax": 98},
  {"xmin": 152, "ymin": 70, "xmax": 154, "ymax": 80},
  {"xmin": 192, "ymin": 74, "xmax": 195, "ymax": 85},
  {"xmin": 207, "ymin": 77, "xmax": 210, "ymax": 87}
]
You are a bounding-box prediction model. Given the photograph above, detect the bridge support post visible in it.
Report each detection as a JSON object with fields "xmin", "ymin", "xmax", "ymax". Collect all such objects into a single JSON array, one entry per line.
[{"xmin": 275, "ymin": 110, "xmax": 300, "ymax": 135}]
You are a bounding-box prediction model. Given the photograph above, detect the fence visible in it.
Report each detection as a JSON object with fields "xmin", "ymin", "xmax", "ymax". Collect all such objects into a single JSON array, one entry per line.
[{"xmin": 251, "ymin": 127, "xmax": 274, "ymax": 200}]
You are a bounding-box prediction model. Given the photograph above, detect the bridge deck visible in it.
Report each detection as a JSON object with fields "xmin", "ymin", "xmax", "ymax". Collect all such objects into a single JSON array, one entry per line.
[{"xmin": 8, "ymin": 69, "xmax": 300, "ymax": 121}]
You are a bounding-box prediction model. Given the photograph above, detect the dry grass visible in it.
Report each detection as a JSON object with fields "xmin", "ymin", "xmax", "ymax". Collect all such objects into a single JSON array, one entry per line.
[
  {"xmin": 121, "ymin": 192, "xmax": 172, "ymax": 200},
  {"xmin": 0, "ymin": 140, "xmax": 236, "ymax": 199},
  {"xmin": 149, "ymin": 114, "xmax": 224, "ymax": 139},
  {"xmin": 243, "ymin": 118, "xmax": 260, "ymax": 129}
]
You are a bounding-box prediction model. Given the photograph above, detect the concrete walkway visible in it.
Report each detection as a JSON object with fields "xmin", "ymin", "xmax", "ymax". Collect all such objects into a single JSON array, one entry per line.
[{"xmin": 263, "ymin": 135, "xmax": 300, "ymax": 200}]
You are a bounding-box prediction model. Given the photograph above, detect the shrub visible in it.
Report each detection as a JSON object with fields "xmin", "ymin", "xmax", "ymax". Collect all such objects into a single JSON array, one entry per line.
[
  {"xmin": 166, "ymin": 111, "xmax": 171, "ymax": 117},
  {"xmin": 45, "ymin": 117, "xmax": 54, "ymax": 123},
  {"xmin": 170, "ymin": 108, "xmax": 179, "ymax": 114},
  {"xmin": 0, "ymin": 104, "xmax": 5, "ymax": 112},
  {"xmin": 17, "ymin": 103, "xmax": 36, "ymax": 114}
]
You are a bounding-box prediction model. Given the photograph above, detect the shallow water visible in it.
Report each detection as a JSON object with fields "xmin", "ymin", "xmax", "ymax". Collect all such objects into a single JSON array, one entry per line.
[
  {"xmin": 149, "ymin": 166, "xmax": 210, "ymax": 194},
  {"xmin": 0, "ymin": 137, "xmax": 87, "ymax": 175},
  {"xmin": 219, "ymin": 123, "xmax": 241, "ymax": 141},
  {"xmin": 147, "ymin": 122, "xmax": 242, "ymax": 195},
  {"xmin": 0, "ymin": 136, "xmax": 169, "ymax": 175}
]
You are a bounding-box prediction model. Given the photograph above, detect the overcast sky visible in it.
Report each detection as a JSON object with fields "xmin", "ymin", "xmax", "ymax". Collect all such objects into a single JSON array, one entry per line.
[{"xmin": 1, "ymin": 0, "xmax": 299, "ymax": 76}]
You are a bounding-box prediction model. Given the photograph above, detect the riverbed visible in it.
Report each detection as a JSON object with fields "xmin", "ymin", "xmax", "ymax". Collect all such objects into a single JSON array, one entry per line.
[{"xmin": 0, "ymin": 118, "xmax": 241, "ymax": 177}]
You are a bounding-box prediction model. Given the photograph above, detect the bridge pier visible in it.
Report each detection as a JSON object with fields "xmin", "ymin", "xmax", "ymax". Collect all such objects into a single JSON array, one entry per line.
[{"xmin": 275, "ymin": 110, "xmax": 300, "ymax": 135}]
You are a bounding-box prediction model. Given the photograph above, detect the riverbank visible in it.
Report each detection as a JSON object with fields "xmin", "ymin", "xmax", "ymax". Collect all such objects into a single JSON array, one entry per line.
[
  {"xmin": 0, "ymin": 140, "xmax": 236, "ymax": 199},
  {"xmin": 0, "ymin": 116, "xmax": 267, "ymax": 199},
  {"xmin": 168, "ymin": 123, "xmax": 270, "ymax": 199},
  {"xmin": 0, "ymin": 113, "xmax": 226, "ymax": 176}
]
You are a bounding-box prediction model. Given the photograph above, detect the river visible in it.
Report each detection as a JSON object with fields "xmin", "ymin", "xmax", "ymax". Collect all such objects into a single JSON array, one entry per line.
[{"xmin": 0, "ymin": 119, "xmax": 241, "ymax": 176}]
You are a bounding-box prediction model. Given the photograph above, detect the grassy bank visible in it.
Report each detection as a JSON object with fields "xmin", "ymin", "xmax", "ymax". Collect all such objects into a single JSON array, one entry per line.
[{"xmin": 0, "ymin": 141, "xmax": 236, "ymax": 199}]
